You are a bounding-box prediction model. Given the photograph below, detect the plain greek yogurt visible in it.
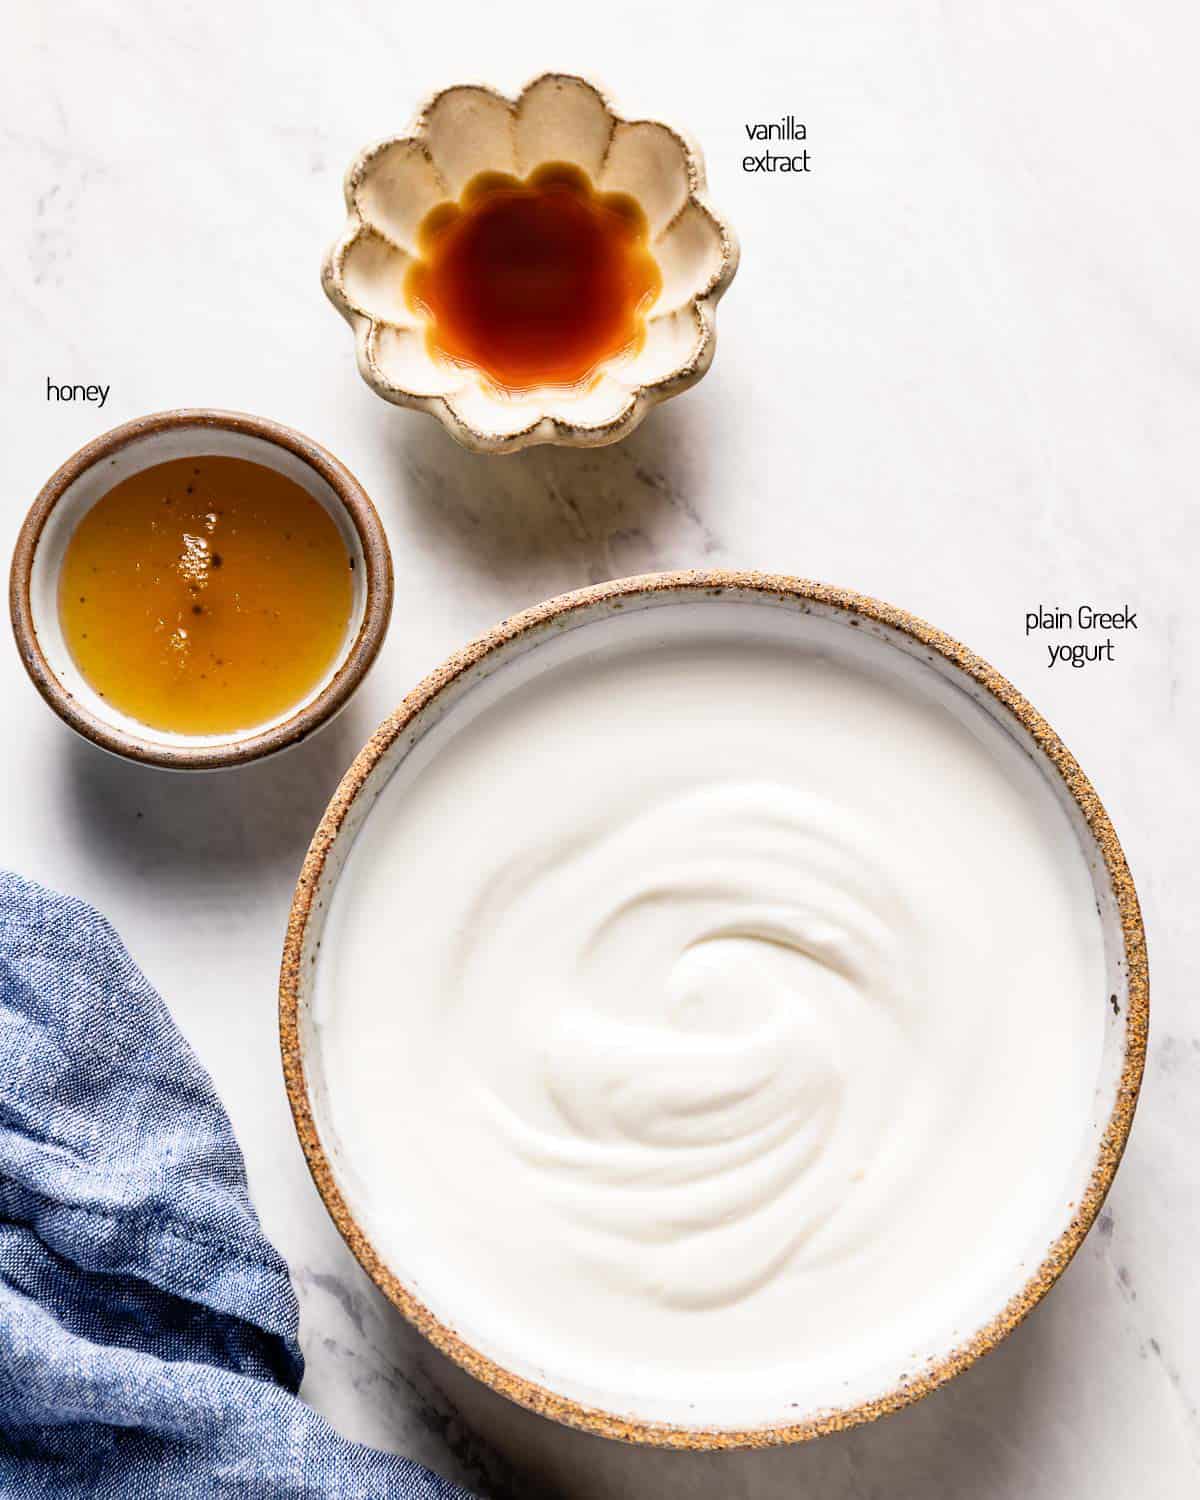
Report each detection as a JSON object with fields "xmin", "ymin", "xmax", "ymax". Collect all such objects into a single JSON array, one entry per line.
[{"xmin": 314, "ymin": 602, "xmax": 1108, "ymax": 1422}]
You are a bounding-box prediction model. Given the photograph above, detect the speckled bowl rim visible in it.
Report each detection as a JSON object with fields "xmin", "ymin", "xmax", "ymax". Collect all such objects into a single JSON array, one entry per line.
[
  {"xmin": 279, "ymin": 569, "xmax": 1148, "ymax": 1449},
  {"xmin": 9, "ymin": 409, "xmax": 394, "ymax": 771}
]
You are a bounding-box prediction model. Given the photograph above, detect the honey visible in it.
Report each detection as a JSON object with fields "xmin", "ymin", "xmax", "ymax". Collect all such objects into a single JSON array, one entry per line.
[
  {"xmin": 404, "ymin": 163, "xmax": 662, "ymax": 393},
  {"xmin": 59, "ymin": 456, "xmax": 354, "ymax": 735}
]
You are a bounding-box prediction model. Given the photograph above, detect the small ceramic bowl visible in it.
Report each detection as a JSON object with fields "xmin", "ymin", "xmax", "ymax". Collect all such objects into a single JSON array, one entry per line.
[
  {"xmin": 10, "ymin": 410, "xmax": 393, "ymax": 771},
  {"xmin": 323, "ymin": 72, "xmax": 739, "ymax": 453},
  {"xmin": 280, "ymin": 570, "xmax": 1147, "ymax": 1448}
]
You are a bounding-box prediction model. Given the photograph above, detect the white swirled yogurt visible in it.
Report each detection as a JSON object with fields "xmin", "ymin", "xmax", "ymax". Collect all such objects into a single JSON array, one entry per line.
[{"xmin": 315, "ymin": 600, "xmax": 1108, "ymax": 1427}]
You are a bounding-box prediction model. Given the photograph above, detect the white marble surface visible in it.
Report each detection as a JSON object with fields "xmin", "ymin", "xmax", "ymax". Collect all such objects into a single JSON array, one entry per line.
[{"xmin": 3, "ymin": 1, "xmax": 1199, "ymax": 1494}]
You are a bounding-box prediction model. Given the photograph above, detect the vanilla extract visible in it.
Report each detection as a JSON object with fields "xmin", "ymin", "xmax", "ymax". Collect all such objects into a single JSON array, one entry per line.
[
  {"xmin": 742, "ymin": 116, "xmax": 810, "ymax": 173},
  {"xmin": 405, "ymin": 163, "xmax": 661, "ymax": 393}
]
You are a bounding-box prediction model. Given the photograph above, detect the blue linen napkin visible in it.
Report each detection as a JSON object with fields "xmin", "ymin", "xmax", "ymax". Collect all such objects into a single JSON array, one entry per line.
[{"xmin": 0, "ymin": 870, "xmax": 473, "ymax": 1498}]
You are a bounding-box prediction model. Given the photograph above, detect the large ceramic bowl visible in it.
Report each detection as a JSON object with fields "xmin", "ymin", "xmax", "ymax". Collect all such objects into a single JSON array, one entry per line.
[
  {"xmin": 279, "ymin": 571, "xmax": 1147, "ymax": 1448},
  {"xmin": 322, "ymin": 73, "xmax": 739, "ymax": 453},
  {"xmin": 10, "ymin": 410, "xmax": 393, "ymax": 771}
]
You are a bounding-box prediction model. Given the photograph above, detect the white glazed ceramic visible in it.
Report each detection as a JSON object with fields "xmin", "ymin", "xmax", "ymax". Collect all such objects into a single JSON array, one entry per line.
[
  {"xmin": 280, "ymin": 572, "xmax": 1147, "ymax": 1448},
  {"xmin": 322, "ymin": 73, "xmax": 739, "ymax": 453},
  {"xmin": 10, "ymin": 411, "xmax": 393, "ymax": 771}
]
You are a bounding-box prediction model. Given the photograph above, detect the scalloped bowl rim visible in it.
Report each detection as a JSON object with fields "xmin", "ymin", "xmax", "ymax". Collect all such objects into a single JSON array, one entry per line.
[{"xmin": 322, "ymin": 72, "xmax": 740, "ymax": 453}]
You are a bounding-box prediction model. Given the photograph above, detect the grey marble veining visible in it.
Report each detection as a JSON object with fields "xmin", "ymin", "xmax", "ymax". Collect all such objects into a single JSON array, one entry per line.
[{"xmin": 3, "ymin": 2, "xmax": 1199, "ymax": 1495}]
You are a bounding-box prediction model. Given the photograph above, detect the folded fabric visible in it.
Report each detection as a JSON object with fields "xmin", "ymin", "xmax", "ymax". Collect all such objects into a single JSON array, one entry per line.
[{"xmin": 0, "ymin": 870, "xmax": 473, "ymax": 1498}]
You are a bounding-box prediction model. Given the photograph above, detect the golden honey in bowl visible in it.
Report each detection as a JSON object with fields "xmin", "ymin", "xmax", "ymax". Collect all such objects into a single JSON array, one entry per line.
[
  {"xmin": 59, "ymin": 456, "xmax": 354, "ymax": 736},
  {"xmin": 404, "ymin": 163, "xmax": 662, "ymax": 393}
]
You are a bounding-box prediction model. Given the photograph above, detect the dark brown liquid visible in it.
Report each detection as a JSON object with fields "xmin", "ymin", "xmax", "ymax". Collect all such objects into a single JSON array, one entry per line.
[{"xmin": 405, "ymin": 163, "xmax": 662, "ymax": 393}]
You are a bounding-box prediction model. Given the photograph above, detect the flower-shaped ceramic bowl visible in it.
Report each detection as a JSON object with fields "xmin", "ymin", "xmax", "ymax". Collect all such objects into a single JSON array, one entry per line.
[{"xmin": 322, "ymin": 73, "xmax": 739, "ymax": 453}]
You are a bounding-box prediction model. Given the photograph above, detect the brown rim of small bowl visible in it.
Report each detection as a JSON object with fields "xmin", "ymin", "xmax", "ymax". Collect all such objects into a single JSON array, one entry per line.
[
  {"xmin": 9, "ymin": 409, "xmax": 394, "ymax": 771},
  {"xmin": 279, "ymin": 569, "xmax": 1149, "ymax": 1450}
]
